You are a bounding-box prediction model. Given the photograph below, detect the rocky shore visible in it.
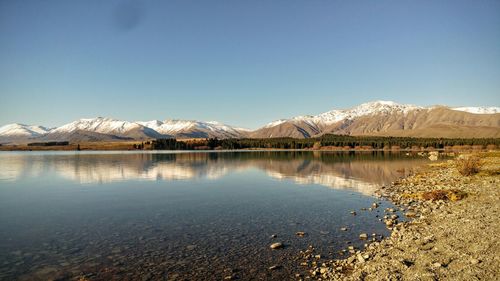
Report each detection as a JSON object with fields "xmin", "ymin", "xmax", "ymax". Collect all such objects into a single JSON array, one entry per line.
[{"xmin": 303, "ymin": 152, "xmax": 500, "ymax": 280}]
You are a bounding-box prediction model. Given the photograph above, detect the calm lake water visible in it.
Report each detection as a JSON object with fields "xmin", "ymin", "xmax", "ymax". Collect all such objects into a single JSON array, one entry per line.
[{"xmin": 0, "ymin": 151, "xmax": 430, "ymax": 280}]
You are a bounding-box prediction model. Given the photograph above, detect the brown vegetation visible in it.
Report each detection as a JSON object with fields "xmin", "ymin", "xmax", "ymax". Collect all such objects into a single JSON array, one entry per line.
[
  {"xmin": 455, "ymin": 155, "xmax": 483, "ymax": 176},
  {"xmin": 0, "ymin": 141, "xmax": 152, "ymax": 151}
]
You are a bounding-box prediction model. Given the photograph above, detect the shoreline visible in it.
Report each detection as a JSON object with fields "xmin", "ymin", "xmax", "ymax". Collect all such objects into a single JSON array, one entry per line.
[
  {"xmin": 0, "ymin": 142, "xmax": 492, "ymax": 153},
  {"xmin": 302, "ymin": 151, "xmax": 499, "ymax": 280}
]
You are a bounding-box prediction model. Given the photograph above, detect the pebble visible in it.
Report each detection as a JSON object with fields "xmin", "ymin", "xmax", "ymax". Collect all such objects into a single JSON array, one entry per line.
[
  {"xmin": 270, "ymin": 242, "xmax": 284, "ymax": 249},
  {"xmin": 350, "ymin": 211, "xmax": 357, "ymax": 215},
  {"xmin": 359, "ymin": 233, "xmax": 368, "ymax": 240},
  {"xmin": 470, "ymin": 258, "xmax": 481, "ymax": 265},
  {"xmin": 340, "ymin": 227, "xmax": 348, "ymax": 231},
  {"xmin": 405, "ymin": 211, "xmax": 417, "ymax": 218},
  {"xmin": 296, "ymin": 231, "xmax": 306, "ymax": 237},
  {"xmin": 268, "ymin": 265, "xmax": 281, "ymax": 270}
]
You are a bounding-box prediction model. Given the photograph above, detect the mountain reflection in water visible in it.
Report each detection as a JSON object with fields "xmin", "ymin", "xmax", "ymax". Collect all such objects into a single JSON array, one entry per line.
[{"xmin": 0, "ymin": 151, "xmax": 429, "ymax": 195}]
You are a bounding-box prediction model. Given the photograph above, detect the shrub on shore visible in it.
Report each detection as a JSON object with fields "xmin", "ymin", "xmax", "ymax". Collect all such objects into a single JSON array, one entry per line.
[{"xmin": 455, "ymin": 155, "xmax": 482, "ymax": 176}]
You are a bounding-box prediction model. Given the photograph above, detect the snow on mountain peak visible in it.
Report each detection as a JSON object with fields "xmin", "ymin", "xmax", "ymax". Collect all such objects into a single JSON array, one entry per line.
[
  {"xmin": 0, "ymin": 123, "xmax": 50, "ymax": 137},
  {"xmin": 135, "ymin": 119, "xmax": 244, "ymax": 137},
  {"xmin": 263, "ymin": 100, "xmax": 423, "ymax": 128},
  {"xmin": 52, "ymin": 117, "xmax": 142, "ymax": 134},
  {"xmin": 451, "ymin": 107, "xmax": 500, "ymax": 114}
]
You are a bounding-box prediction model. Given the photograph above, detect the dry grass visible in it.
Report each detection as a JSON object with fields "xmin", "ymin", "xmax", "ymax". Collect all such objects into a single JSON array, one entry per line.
[
  {"xmin": 455, "ymin": 155, "xmax": 483, "ymax": 176},
  {"xmin": 0, "ymin": 141, "xmax": 150, "ymax": 151}
]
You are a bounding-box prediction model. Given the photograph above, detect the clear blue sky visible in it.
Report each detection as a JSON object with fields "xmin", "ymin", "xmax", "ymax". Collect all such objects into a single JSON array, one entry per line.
[{"xmin": 1, "ymin": 0, "xmax": 499, "ymax": 129}]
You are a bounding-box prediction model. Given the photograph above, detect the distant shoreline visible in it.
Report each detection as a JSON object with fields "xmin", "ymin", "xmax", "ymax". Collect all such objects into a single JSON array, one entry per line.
[{"xmin": 0, "ymin": 142, "xmax": 494, "ymax": 153}]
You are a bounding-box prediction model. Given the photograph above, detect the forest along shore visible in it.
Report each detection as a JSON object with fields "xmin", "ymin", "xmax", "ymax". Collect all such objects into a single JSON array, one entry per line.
[{"xmin": 301, "ymin": 152, "xmax": 500, "ymax": 281}]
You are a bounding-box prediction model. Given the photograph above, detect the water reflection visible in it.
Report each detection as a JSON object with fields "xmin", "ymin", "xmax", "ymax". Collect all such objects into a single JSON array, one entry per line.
[
  {"xmin": 0, "ymin": 151, "xmax": 429, "ymax": 280},
  {"xmin": 0, "ymin": 151, "xmax": 428, "ymax": 195}
]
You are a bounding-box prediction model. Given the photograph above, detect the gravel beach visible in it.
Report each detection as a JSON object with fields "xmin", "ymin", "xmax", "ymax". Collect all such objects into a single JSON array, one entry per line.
[{"xmin": 304, "ymin": 152, "xmax": 500, "ymax": 281}]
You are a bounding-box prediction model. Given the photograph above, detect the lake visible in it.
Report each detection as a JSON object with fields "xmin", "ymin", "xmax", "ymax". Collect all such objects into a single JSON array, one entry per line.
[{"xmin": 0, "ymin": 151, "xmax": 431, "ymax": 280}]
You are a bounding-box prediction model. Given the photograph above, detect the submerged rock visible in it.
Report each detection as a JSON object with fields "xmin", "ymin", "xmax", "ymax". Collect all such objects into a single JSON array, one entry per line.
[{"xmin": 270, "ymin": 242, "xmax": 284, "ymax": 249}]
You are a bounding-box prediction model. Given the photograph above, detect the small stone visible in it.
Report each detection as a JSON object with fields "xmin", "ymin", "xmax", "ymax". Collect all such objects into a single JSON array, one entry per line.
[
  {"xmin": 372, "ymin": 203, "xmax": 379, "ymax": 208},
  {"xmin": 405, "ymin": 212, "xmax": 417, "ymax": 218},
  {"xmin": 340, "ymin": 227, "xmax": 348, "ymax": 231},
  {"xmin": 385, "ymin": 220, "xmax": 394, "ymax": 227},
  {"xmin": 186, "ymin": 245, "xmax": 196, "ymax": 251},
  {"xmin": 470, "ymin": 258, "xmax": 481, "ymax": 265},
  {"xmin": 268, "ymin": 265, "xmax": 281, "ymax": 270},
  {"xmin": 350, "ymin": 211, "xmax": 357, "ymax": 215},
  {"xmin": 357, "ymin": 254, "xmax": 366, "ymax": 263},
  {"xmin": 359, "ymin": 233, "xmax": 368, "ymax": 240},
  {"xmin": 314, "ymin": 254, "xmax": 321, "ymax": 259},
  {"xmin": 270, "ymin": 234, "xmax": 277, "ymax": 238},
  {"xmin": 320, "ymin": 267, "xmax": 328, "ymax": 274},
  {"xmin": 432, "ymin": 262, "xmax": 442, "ymax": 268},
  {"xmin": 296, "ymin": 231, "xmax": 306, "ymax": 237},
  {"xmin": 270, "ymin": 242, "xmax": 284, "ymax": 249}
]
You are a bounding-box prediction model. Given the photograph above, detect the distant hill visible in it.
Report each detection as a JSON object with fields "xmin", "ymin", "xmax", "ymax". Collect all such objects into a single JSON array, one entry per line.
[
  {"xmin": 1, "ymin": 101, "xmax": 499, "ymax": 144},
  {"xmin": 250, "ymin": 101, "xmax": 500, "ymax": 138}
]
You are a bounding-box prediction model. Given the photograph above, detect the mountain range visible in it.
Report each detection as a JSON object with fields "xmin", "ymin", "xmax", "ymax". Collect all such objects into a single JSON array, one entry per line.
[{"xmin": 1, "ymin": 101, "xmax": 499, "ymax": 144}]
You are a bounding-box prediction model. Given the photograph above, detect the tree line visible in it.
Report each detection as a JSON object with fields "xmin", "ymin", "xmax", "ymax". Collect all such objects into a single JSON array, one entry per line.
[{"xmin": 151, "ymin": 134, "xmax": 500, "ymax": 150}]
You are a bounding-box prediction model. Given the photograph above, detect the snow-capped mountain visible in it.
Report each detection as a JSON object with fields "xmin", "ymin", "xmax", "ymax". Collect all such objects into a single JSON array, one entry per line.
[
  {"xmin": 51, "ymin": 117, "xmax": 144, "ymax": 135},
  {"xmin": 39, "ymin": 117, "xmax": 165, "ymax": 141},
  {"xmin": 0, "ymin": 117, "xmax": 248, "ymax": 143},
  {"xmin": 250, "ymin": 101, "xmax": 500, "ymax": 138},
  {"xmin": 293, "ymin": 101, "xmax": 423, "ymax": 126},
  {"xmin": 452, "ymin": 107, "xmax": 500, "ymax": 114},
  {"xmin": 1, "ymin": 101, "xmax": 499, "ymax": 144},
  {"xmin": 0, "ymin": 123, "xmax": 50, "ymax": 137},
  {"xmin": 0, "ymin": 124, "xmax": 52, "ymax": 143},
  {"xmin": 136, "ymin": 120, "xmax": 246, "ymax": 139},
  {"xmin": 251, "ymin": 101, "xmax": 426, "ymax": 138}
]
